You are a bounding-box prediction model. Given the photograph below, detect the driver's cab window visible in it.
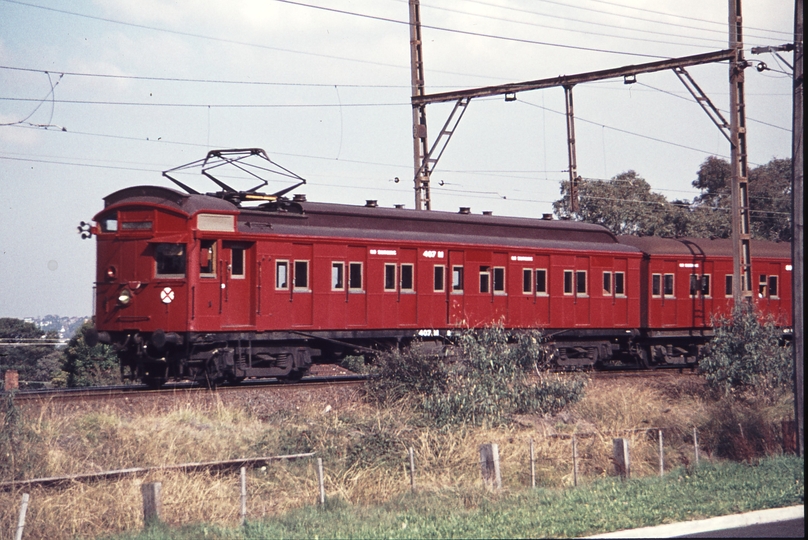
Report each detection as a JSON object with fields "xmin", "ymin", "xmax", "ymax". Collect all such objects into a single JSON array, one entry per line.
[{"xmin": 200, "ymin": 240, "xmax": 216, "ymax": 277}]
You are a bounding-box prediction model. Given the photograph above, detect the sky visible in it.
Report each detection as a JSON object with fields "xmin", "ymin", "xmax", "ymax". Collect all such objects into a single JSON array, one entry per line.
[{"xmin": 0, "ymin": 0, "xmax": 797, "ymax": 318}]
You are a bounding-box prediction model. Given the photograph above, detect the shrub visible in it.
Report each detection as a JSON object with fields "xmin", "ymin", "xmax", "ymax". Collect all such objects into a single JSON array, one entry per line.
[
  {"xmin": 698, "ymin": 303, "xmax": 792, "ymax": 399},
  {"xmin": 366, "ymin": 326, "xmax": 586, "ymax": 427},
  {"xmin": 61, "ymin": 322, "xmax": 121, "ymax": 387}
]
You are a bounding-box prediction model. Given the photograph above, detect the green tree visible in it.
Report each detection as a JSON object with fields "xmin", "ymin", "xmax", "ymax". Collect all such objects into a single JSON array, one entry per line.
[
  {"xmin": 553, "ymin": 171, "xmax": 682, "ymax": 236},
  {"xmin": 61, "ymin": 322, "xmax": 120, "ymax": 387},
  {"xmin": 698, "ymin": 303, "xmax": 792, "ymax": 400},
  {"xmin": 0, "ymin": 318, "xmax": 57, "ymax": 383}
]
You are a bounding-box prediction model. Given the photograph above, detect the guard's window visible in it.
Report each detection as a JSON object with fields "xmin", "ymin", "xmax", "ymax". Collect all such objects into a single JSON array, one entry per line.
[
  {"xmin": 452, "ymin": 266, "xmax": 464, "ymax": 291},
  {"xmin": 479, "ymin": 266, "xmax": 490, "ymax": 293},
  {"xmin": 725, "ymin": 275, "xmax": 733, "ymax": 297},
  {"xmin": 276, "ymin": 261, "xmax": 289, "ymax": 289},
  {"xmin": 154, "ymin": 243, "xmax": 186, "ymax": 277},
  {"xmin": 434, "ymin": 265, "xmax": 445, "ymax": 292},
  {"xmin": 769, "ymin": 275, "xmax": 778, "ymax": 298},
  {"xmin": 603, "ymin": 272, "xmax": 612, "ymax": 295},
  {"xmin": 294, "ymin": 260, "xmax": 309, "ymax": 290},
  {"xmin": 384, "ymin": 264, "xmax": 397, "ymax": 291},
  {"xmin": 615, "ymin": 272, "xmax": 625, "ymax": 296},
  {"xmin": 523, "ymin": 269, "xmax": 532, "ymax": 294},
  {"xmin": 564, "ymin": 270, "xmax": 574, "ymax": 295},
  {"xmin": 758, "ymin": 274, "xmax": 768, "ymax": 298},
  {"xmin": 663, "ymin": 274, "xmax": 674, "ymax": 297},
  {"xmin": 200, "ymin": 240, "xmax": 216, "ymax": 277},
  {"xmin": 401, "ymin": 264, "xmax": 414, "ymax": 291},
  {"xmin": 576, "ymin": 270, "xmax": 587, "ymax": 295},
  {"xmin": 332, "ymin": 262, "xmax": 344, "ymax": 290},
  {"xmin": 535, "ymin": 269, "xmax": 547, "ymax": 295},
  {"xmin": 701, "ymin": 274, "xmax": 710, "ymax": 296},
  {"xmin": 493, "ymin": 267, "xmax": 505, "ymax": 293},
  {"xmin": 652, "ymin": 274, "xmax": 662, "ymax": 297},
  {"xmin": 349, "ymin": 262, "xmax": 363, "ymax": 290},
  {"xmin": 231, "ymin": 247, "xmax": 244, "ymax": 278}
]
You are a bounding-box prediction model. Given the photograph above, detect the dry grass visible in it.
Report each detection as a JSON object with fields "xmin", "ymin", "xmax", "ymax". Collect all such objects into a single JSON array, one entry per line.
[{"xmin": 0, "ymin": 375, "xmax": 795, "ymax": 539}]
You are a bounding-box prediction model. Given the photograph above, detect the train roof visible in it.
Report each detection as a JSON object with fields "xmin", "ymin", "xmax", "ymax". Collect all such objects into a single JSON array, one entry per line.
[
  {"xmin": 617, "ymin": 235, "xmax": 792, "ymax": 259},
  {"xmin": 100, "ymin": 186, "xmax": 236, "ymax": 216}
]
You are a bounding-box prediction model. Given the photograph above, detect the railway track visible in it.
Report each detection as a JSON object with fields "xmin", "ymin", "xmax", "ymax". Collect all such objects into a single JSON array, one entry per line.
[{"xmin": 5, "ymin": 374, "xmax": 367, "ymax": 404}]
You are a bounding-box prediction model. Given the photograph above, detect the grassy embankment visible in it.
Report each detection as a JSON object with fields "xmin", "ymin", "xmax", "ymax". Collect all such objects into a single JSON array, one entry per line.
[{"xmin": 0, "ymin": 375, "xmax": 801, "ymax": 539}]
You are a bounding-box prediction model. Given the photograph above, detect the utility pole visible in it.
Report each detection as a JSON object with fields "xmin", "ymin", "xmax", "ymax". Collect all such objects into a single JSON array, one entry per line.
[
  {"xmin": 791, "ymin": 0, "xmax": 804, "ymax": 458},
  {"xmin": 728, "ymin": 0, "xmax": 753, "ymax": 304},
  {"xmin": 564, "ymin": 85, "xmax": 580, "ymax": 214},
  {"xmin": 409, "ymin": 0, "xmax": 430, "ymax": 210}
]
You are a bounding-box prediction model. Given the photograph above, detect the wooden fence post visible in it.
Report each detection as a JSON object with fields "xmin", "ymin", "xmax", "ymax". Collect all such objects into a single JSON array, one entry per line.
[
  {"xmin": 239, "ymin": 467, "xmax": 247, "ymax": 526},
  {"xmin": 408, "ymin": 447, "xmax": 416, "ymax": 493},
  {"xmin": 612, "ymin": 438, "xmax": 630, "ymax": 479},
  {"xmin": 658, "ymin": 429, "xmax": 664, "ymax": 477},
  {"xmin": 572, "ymin": 435, "xmax": 579, "ymax": 487},
  {"xmin": 140, "ymin": 482, "xmax": 162, "ymax": 527},
  {"xmin": 479, "ymin": 443, "xmax": 502, "ymax": 491},
  {"xmin": 693, "ymin": 427, "xmax": 700, "ymax": 466},
  {"xmin": 14, "ymin": 493, "xmax": 29, "ymax": 540},
  {"xmin": 529, "ymin": 438, "xmax": 536, "ymax": 488},
  {"xmin": 316, "ymin": 457, "xmax": 325, "ymax": 506}
]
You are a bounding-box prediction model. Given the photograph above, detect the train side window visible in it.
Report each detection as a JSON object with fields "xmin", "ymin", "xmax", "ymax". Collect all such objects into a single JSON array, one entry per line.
[
  {"xmin": 349, "ymin": 262, "xmax": 363, "ymax": 291},
  {"xmin": 652, "ymin": 274, "xmax": 662, "ymax": 297},
  {"xmin": 479, "ymin": 266, "xmax": 490, "ymax": 293},
  {"xmin": 689, "ymin": 274, "xmax": 700, "ymax": 297},
  {"xmin": 701, "ymin": 274, "xmax": 710, "ymax": 297},
  {"xmin": 725, "ymin": 275, "xmax": 733, "ymax": 297},
  {"xmin": 434, "ymin": 265, "xmax": 445, "ymax": 292},
  {"xmin": 564, "ymin": 270, "xmax": 574, "ymax": 295},
  {"xmin": 603, "ymin": 272, "xmax": 612, "ymax": 295},
  {"xmin": 493, "ymin": 267, "xmax": 505, "ymax": 293},
  {"xmin": 663, "ymin": 274, "xmax": 674, "ymax": 297},
  {"xmin": 154, "ymin": 243, "xmax": 186, "ymax": 278},
  {"xmin": 769, "ymin": 275, "xmax": 778, "ymax": 298},
  {"xmin": 200, "ymin": 240, "xmax": 216, "ymax": 277},
  {"xmin": 331, "ymin": 262, "xmax": 345, "ymax": 290},
  {"xmin": 615, "ymin": 272, "xmax": 625, "ymax": 296},
  {"xmin": 576, "ymin": 270, "xmax": 587, "ymax": 295},
  {"xmin": 401, "ymin": 264, "xmax": 414, "ymax": 291},
  {"xmin": 523, "ymin": 269, "xmax": 532, "ymax": 294},
  {"xmin": 384, "ymin": 263, "xmax": 397, "ymax": 291},
  {"xmin": 230, "ymin": 247, "xmax": 245, "ymax": 278},
  {"xmin": 276, "ymin": 261, "xmax": 289, "ymax": 289},
  {"xmin": 758, "ymin": 274, "xmax": 768, "ymax": 298},
  {"xmin": 294, "ymin": 260, "xmax": 309, "ymax": 290},
  {"xmin": 535, "ymin": 269, "xmax": 547, "ymax": 295},
  {"xmin": 452, "ymin": 266, "xmax": 464, "ymax": 292}
]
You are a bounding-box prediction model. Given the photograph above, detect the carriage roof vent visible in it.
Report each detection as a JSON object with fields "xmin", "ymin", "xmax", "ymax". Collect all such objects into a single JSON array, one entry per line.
[
  {"xmin": 365, "ymin": 200, "xmax": 378, "ymax": 208},
  {"xmin": 482, "ymin": 211, "xmax": 493, "ymax": 216},
  {"xmin": 293, "ymin": 194, "xmax": 307, "ymax": 202},
  {"xmin": 394, "ymin": 204, "xmax": 405, "ymax": 209},
  {"xmin": 459, "ymin": 207, "xmax": 471, "ymax": 214},
  {"xmin": 542, "ymin": 213, "xmax": 553, "ymax": 220}
]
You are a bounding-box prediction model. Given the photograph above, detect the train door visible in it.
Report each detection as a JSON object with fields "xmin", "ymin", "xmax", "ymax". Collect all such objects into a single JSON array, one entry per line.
[
  {"xmin": 573, "ymin": 256, "xmax": 591, "ymax": 326},
  {"xmin": 448, "ymin": 250, "xmax": 465, "ymax": 325},
  {"xmin": 221, "ymin": 241, "xmax": 254, "ymax": 328},
  {"xmin": 399, "ymin": 248, "xmax": 418, "ymax": 326},
  {"xmin": 347, "ymin": 246, "xmax": 367, "ymax": 327},
  {"xmin": 491, "ymin": 252, "xmax": 509, "ymax": 323}
]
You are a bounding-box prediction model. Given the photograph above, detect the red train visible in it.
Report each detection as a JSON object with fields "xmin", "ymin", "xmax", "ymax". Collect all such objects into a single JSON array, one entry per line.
[{"xmin": 82, "ymin": 150, "xmax": 792, "ymax": 385}]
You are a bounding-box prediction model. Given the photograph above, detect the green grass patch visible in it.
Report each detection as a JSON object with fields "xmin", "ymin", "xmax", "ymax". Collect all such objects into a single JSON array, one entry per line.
[{"xmin": 104, "ymin": 455, "xmax": 803, "ymax": 540}]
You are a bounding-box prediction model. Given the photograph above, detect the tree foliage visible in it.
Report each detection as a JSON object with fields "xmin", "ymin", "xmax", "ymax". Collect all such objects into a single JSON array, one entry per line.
[
  {"xmin": 553, "ymin": 157, "xmax": 792, "ymax": 240},
  {"xmin": 61, "ymin": 322, "xmax": 120, "ymax": 387},
  {"xmin": 366, "ymin": 326, "xmax": 587, "ymax": 428},
  {"xmin": 698, "ymin": 303, "xmax": 792, "ymax": 399},
  {"xmin": 0, "ymin": 317, "xmax": 61, "ymax": 384}
]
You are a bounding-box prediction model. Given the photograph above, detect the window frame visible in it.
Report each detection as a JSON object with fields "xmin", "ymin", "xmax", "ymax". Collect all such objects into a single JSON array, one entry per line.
[
  {"xmin": 576, "ymin": 270, "xmax": 587, "ymax": 296},
  {"xmin": 603, "ymin": 271, "xmax": 612, "ymax": 295},
  {"xmin": 768, "ymin": 275, "xmax": 779, "ymax": 298},
  {"xmin": 663, "ymin": 273, "xmax": 675, "ymax": 297},
  {"xmin": 452, "ymin": 265, "xmax": 464, "ymax": 292},
  {"xmin": 275, "ymin": 260, "xmax": 289, "ymax": 290},
  {"xmin": 522, "ymin": 268, "xmax": 533, "ymax": 294},
  {"xmin": 563, "ymin": 270, "xmax": 574, "ymax": 295},
  {"xmin": 652, "ymin": 274, "xmax": 662, "ymax": 297},
  {"xmin": 293, "ymin": 260, "xmax": 310, "ymax": 291},
  {"xmin": 725, "ymin": 274, "xmax": 733, "ymax": 297},
  {"xmin": 400, "ymin": 263, "xmax": 414, "ymax": 292},
  {"xmin": 535, "ymin": 269, "xmax": 548, "ymax": 295},
  {"xmin": 614, "ymin": 271, "xmax": 625, "ymax": 296},
  {"xmin": 493, "ymin": 266, "xmax": 505, "ymax": 294},
  {"xmin": 479, "ymin": 265, "xmax": 491, "ymax": 294},
  {"xmin": 434, "ymin": 265, "xmax": 446, "ymax": 292},
  {"xmin": 200, "ymin": 240, "xmax": 217, "ymax": 278},
  {"xmin": 331, "ymin": 262, "xmax": 345, "ymax": 291},
  {"xmin": 384, "ymin": 263, "xmax": 397, "ymax": 291},
  {"xmin": 348, "ymin": 262, "xmax": 363, "ymax": 291},
  {"xmin": 154, "ymin": 243, "xmax": 187, "ymax": 278}
]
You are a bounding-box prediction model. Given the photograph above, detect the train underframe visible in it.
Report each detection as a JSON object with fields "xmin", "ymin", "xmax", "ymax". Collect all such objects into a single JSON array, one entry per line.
[{"xmin": 90, "ymin": 326, "xmax": 712, "ymax": 387}]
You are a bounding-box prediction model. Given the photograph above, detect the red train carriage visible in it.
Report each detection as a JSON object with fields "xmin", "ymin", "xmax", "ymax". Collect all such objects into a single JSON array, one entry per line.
[
  {"xmin": 86, "ymin": 184, "xmax": 645, "ymax": 385},
  {"xmin": 618, "ymin": 235, "xmax": 793, "ymax": 367}
]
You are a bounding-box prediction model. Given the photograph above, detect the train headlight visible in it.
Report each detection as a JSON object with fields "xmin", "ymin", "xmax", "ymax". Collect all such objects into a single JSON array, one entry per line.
[{"xmin": 117, "ymin": 288, "xmax": 132, "ymax": 305}]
